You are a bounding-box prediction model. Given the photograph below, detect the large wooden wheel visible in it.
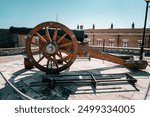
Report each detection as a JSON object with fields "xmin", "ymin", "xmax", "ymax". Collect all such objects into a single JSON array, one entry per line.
[{"xmin": 26, "ymin": 22, "xmax": 78, "ymax": 73}]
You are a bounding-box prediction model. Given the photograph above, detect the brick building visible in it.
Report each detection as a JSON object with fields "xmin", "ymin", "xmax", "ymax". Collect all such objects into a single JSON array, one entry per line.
[
  {"xmin": 84, "ymin": 28, "xmax": 150, "ymax": 48},
  {"xmin": 0, "ymin": 26, "xmax": 150, "ymax": 50},
  {"xmin": 15, "ymin": 27, "xmax": 150, "ymax": 49}
]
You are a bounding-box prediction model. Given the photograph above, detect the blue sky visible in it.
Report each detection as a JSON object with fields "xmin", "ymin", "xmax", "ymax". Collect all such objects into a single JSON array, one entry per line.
[{"xmin": 0, "ymin": 0, "xmax": 150, "ymax": 29}]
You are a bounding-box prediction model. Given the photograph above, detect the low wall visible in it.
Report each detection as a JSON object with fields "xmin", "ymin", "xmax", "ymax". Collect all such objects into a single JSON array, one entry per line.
[
  {"xmin": 0, "ymin": 47, "xmax": 26, "ymax": 56},
  {"xmin": 1, "ymin": 46, "xmax": 150, "ymax": 56},
  {"xmin": 90, "ymin": 46, "xmax": 150, "ymax": 56}
]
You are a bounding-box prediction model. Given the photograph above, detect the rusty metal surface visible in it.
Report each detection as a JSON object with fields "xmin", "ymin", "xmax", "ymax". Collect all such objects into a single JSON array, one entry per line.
[
  {"xmin": 38, "ymin": 73, "xmax": 139, "ymax": 91},
  {"xmin": 0, "ymin": 71, "xmax": 139, "ymax": 100}
]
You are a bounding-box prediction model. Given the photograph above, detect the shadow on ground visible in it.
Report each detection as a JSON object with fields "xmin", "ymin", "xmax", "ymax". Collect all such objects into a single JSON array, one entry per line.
[{"xmin": 0, "ymin": 65, "xmax": 150, "ymax": 100}]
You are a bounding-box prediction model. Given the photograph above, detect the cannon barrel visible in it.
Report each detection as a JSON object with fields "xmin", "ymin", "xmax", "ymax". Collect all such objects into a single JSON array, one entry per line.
[{"xmin": 9, "ymin": 26, "xmax": 87, "ymax": 42}]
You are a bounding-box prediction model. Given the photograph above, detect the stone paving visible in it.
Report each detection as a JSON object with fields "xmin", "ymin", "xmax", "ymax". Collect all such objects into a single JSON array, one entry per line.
[{"xmin": 0, "ymin": 55, "xmax": 150, "ymax": 100}]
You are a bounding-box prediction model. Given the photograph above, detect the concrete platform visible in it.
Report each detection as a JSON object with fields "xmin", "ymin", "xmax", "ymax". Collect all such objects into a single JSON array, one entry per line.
[{"xmin": 0, "ymin": 55, "xmax": 150, "ymax": 100}]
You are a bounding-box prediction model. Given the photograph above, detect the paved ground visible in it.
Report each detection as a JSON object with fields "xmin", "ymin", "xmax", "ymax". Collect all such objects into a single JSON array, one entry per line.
[{"xmin": 0, "ymin": 54, "xmax": 150, "ymax": 100}]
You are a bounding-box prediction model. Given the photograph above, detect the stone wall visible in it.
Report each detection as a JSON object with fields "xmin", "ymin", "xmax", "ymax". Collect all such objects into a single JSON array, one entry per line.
[
  {"xmin": 0, "ymin": 29, "xmax": 19, "ymax": 48},
  {"xmin": 91, "ymin": 46, "xmax": 150, "ymax": 56},
  {"xmin": 1, "ymin": 46, "xmax": 150, "ymax": 57},
  {"xmin": 0, "ymin": 47, "xmax": 26, "ymax": 56}
]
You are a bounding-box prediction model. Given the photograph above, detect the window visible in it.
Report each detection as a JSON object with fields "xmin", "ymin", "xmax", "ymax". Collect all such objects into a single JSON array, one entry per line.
[
  {"xmin": 122, "ymin": 39, "xmax": 128, "ymax": 47},
  {"xmin": 97, "ymin": 39, "xmax": 103, "ymax": 46},
  {"xmin": 137, "ymin": 40, "xmax": 142, "ymax": 48},
  {"xmin": 109, "ymin": 39, "xmax": 115, "ymax": 47}
]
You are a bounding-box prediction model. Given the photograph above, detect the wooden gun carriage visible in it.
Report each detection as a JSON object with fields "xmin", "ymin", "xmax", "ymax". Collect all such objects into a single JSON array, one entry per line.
[{"xmin": 9, "ymin": 22, "xmax": 148, "ymax": 74}]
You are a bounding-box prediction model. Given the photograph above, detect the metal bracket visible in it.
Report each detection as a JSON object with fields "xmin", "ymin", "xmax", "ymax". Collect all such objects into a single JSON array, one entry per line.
[
  {"xmin": 90, "ymin": 74, "xmax": 97, "ymax": 88},
  {"xmin": 126, "ymin": 73, "xmax": 139, "ymax": 91},
  {"xmin": 29, "ymin": 73, "xmax": 139, "ymax": 92}
]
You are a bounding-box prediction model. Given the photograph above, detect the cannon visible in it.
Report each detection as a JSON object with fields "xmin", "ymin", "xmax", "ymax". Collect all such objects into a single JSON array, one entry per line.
[
  {"xmin": 9, "ymin": 21, "xmax": 148, "ymax": 74},
  {"xmin": 9, "ymin": 26, "xmax": 86, "ymax": 42}
]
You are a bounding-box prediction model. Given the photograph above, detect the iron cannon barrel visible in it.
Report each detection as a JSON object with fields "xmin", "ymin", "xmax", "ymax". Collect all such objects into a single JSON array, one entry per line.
[{"xmin": 9, "ymin": 26, "xmax": 87, "ymax": 42}]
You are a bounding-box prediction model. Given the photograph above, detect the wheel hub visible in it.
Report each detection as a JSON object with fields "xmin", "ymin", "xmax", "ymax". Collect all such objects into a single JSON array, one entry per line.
[{"xmin": 45, "ymin": 42, "xmax": 57, "ymax": 55}]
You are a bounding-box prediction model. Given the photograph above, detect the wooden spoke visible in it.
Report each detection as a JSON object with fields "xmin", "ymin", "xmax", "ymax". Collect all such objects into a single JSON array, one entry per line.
[
  {"xmin": 46, "ymin": 59, "xmax": 50, "ymax": 68},
  {"xmin": 59, "ymin": 42, "xmax": 73, "ymax": 48},
  {"xmin": 52, "ymin": 55, "xmax": 58, "ymax": 68},
  {"xmin": 67, "ymin": 53, "xmax": 73, "ymax": 58},
  {"xmin": 50, "ymin": 60, "xmax": 53, "ymax": 68},
  {"xmin": 45, "ymin": 27, "xmax": 52, "ymax": 41},
  {"xmin": 57, "ymin": 33, "xmax": 67, "ymax": 43},
  {"xmin": 53, "ymin": 29, "xmax": 58, "ymax": 41},
  {"xmin": 59, "ymin": 49, "xmax": 70, "ymax": 54},
  {"xmin": 33, "ymin": 49, "xmax": 43, "ymax": 55},
  {"xmin": 38, "ymin": 49, "xmax": 43, "ymax": 54},
  {"xmin": 47, "ymin": 56, "xmax": 53, "ymax": 68},
  {"xmin": 59, "ymin": 50, "xmax": 73, "ymax": 60},
  {"xmin": 64, "ymin": 54, "xmax": 73, "ymax": 60},
  {"xmin": 36, "ymin": 32, "xmax": 47, "ymax": 43},
  {"xmin": 59, "ymin": 51, "xmax": 63, "ymax": 57},
  {"xmin": 31, "ymin": 42, "xmax": 42, "ymax": 48},
  {"xmin": 26, "ymin": 21, "xmax": 78, "ymax": 73},
  {"xmin": 37, "ymin": 55, "xmax": 44, "ymax": 63},
  {"xmin": 56, "ymin": 52, "xmax": 67, "ymax": 63}
]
